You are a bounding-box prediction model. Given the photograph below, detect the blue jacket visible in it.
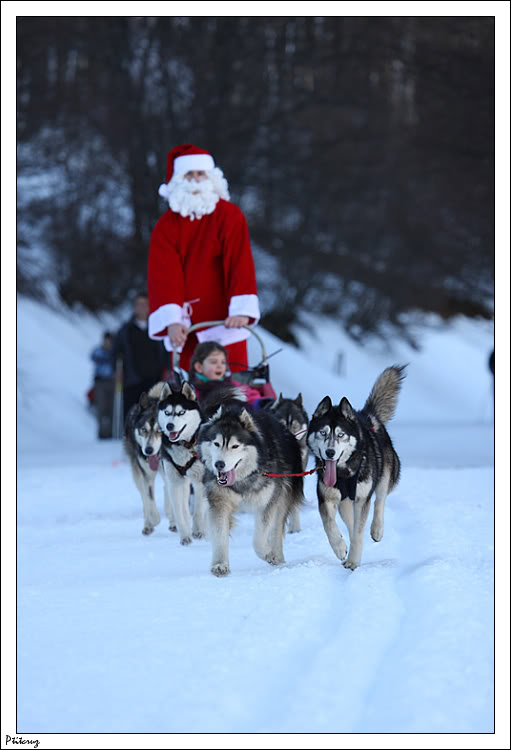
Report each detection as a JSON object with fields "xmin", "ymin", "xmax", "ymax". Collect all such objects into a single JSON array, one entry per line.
[{"xmin": 91, "ymin": 346, "xmax": 115, "ymax": 379}]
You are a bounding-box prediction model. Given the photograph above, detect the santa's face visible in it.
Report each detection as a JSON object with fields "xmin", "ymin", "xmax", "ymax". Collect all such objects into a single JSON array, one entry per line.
[
  {"xmin": 167, "ymin": 172, "xmax": 219, "ymax": 220},
  {"xmin": 184, "ymin": 170, "xmax": 208, "ymax": 196},
  {"xmin": 184, "ymin": 170, "xmax": 208, "ymax": 183},
  {"xmin": 161, "ymin": 166, "xmax": 230, "ymax": 221}
]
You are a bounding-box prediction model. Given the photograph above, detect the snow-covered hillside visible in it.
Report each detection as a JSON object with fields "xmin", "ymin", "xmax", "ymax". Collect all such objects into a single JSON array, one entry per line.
[{"xmin": 16, "ymin": 296, "xmax": 494, "ymax": 736}]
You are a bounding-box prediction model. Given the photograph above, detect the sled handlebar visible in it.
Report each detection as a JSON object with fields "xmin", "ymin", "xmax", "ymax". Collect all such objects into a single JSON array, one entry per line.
[{"xmin": 172, "ymin": 320, "xmax": 268, "ymax": 371}]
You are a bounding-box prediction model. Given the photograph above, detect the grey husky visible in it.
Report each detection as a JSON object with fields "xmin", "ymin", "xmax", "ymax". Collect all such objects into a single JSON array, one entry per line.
[
  {"xmin": 124, "ymin": 385, "xmax": 169, "ymax": 535},
  {"xmin": 156, "ymin": 381, "xmax": 208, "ymax": 545},
  {"xmin": 271, "ymin": 392, "xmax": 310, "ymax": 533},
  {"xmin": 197, "ymin": 404, "xmax": 305, "ymax": 577},
  {"xmin": 307, "ymin": 365, "xmax": 406, "ymax": 570}
]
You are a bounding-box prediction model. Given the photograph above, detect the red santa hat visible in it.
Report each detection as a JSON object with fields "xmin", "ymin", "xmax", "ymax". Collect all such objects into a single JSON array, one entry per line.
[{"xmin": 158, "ymin": 144, "xmax": 215, "ymax": 195}]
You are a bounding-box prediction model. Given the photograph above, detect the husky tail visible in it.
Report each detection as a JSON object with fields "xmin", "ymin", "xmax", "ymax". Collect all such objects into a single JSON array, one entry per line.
[{"xmin": 364, "ymin": 365, "xmax": 407, "ymax": 424}]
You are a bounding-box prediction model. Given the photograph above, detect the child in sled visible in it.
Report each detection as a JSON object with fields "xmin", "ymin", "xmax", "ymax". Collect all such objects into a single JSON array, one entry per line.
[{"xmin": 189, "ymin": 341, "xmax": 268, "ymax": 406}]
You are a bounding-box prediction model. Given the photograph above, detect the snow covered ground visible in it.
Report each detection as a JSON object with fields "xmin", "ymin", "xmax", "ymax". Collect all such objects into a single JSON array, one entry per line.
[{"xmin": 15, "ymin": 297, "xmax": 496, "ymax": 737}]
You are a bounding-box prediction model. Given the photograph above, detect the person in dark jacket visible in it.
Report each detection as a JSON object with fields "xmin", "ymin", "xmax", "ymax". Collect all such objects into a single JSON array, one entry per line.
[
  {"xmin": 114, "ymin": 293, "xmax": 169, "ymax": 422},
  {"xmin": 90, "ymin": 332, "xmax": 115, "ymax": 438}
]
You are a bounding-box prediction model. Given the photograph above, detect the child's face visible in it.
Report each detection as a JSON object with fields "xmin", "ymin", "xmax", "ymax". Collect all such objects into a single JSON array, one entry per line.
[{"xmin": 195, "ymin": 350, "xmax": 227, "ymax": 380}]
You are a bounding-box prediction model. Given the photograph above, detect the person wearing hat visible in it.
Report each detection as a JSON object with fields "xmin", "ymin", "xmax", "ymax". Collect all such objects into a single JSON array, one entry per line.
[{"xmin": 147, "ymin": 144, "xmax": 260, "ymax": 373}]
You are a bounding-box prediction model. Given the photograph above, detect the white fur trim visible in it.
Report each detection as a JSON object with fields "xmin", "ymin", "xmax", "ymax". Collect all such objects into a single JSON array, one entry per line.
[
  {"xmin": 158, "ymin": 183, "xmax": 170, "ymax": 198},
  {"xmin": 228, "ymin": 294, "xmax": 261, "ymax": 324},
  {"xmin": 148, "ymin": 304, "xmax": 188, "ymax": 339},
  {"xmin": 173, "ymin": 153, "xmax": 215, "ymax": 176},
  {"xmin": 196, "ymin": 325, "xmax": 250, "ymax": 347}
]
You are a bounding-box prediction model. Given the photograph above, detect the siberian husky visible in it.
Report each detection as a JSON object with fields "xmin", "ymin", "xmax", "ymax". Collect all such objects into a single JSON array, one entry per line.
[
  {"xmin": 271, "ymin": 392, "xmax": 310, "ymax": 533},
  {"xmin": 307, "ymin": 365, "xmax": 406, "ymax": 570},
  {"xmin": 124, "ymin": 386, "xmax": 170, "ymax": 535},
  {"xmin": 197, "ymin": 404, "xmax": 305, "ymax": 576},
  {"xmin": 156, "ymin": 381, "xmax": 208, "ymax": 545}
]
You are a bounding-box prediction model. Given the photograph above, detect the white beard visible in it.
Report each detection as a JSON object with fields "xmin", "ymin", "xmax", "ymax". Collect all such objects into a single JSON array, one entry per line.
[{"xmin": 164, "ymin": 168, "xmax": 230, "ymax": 221}]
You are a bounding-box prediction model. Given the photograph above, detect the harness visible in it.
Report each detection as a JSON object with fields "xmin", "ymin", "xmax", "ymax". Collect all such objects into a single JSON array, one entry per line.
[
  {"xmin": 164, "ymin": 429, "xmax": 200, "ymax": 477},
  {"xmin": 168, "ymin": 453, "xmax": 198, "ymax": 477}
]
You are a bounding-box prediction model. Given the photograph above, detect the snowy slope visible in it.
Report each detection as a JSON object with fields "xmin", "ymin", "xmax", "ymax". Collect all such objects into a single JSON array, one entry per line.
[{"xmin": 16, "ymin": 296, "xmax": 494, "ymax": 734}]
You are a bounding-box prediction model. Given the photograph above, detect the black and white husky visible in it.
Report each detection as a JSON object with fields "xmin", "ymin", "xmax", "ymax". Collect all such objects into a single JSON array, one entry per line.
[
  {"xmin": 156, "ymin": 381, "xmax": 208, "ymax": 545},
  {"xmin": 197, "ymin": 404, "xmax": 305, "ymax": 577},
  {"xmin": 124, "ymin": 385, "xmax": 167, "ymax": 535},
  {"xmin": 307, "ymin": 365, "xmax": 406, "ymax": 570},
  {"xmin": 271, "ymin": 392, "xmax": 310, "ymax": 533}
]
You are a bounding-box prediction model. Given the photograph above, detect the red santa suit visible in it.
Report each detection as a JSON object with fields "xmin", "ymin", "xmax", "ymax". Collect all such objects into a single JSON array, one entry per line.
[{"xmin": 147, "ymin": 145, "xmax": 260, "ymax": 372}]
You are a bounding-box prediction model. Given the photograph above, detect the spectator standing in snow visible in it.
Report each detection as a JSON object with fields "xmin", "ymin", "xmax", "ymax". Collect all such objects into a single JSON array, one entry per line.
[
  {"xmin": 147, "ymin": 144, "xmax": 260, "ymax": 374},
  {"xmin": 114, "ymin": 293, "xmax": 169, "ymax": 421},
  {"xmin": 90, "ymin": 332, "xmax": 115, "ymax": 438}
]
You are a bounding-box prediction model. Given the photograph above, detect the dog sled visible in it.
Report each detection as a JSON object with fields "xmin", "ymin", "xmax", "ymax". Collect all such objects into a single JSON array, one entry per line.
[{"xmin": 172, "ymin": 320, "xmax": 277, "ymax": 402}]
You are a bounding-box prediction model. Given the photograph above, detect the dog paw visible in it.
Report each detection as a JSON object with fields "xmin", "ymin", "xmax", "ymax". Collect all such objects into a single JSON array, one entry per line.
[
  {"xmin": 142, "ymin": 526, "xmax": 154, "ymax": 535},
  {"xmin": 370, "ymin": 523, "xmax": 383, "ymax": 542},
  {"xmin": 333, "ymin": 542, "xmax": 348, "ymax": 561},
  {"xmin": 192, "ymin": 531, "xmax": 204, "ymax": 539},
  {"xmin": 265, "ymin": 554, "xmax": 284, "ymax": 566},
  {"xmin": 211, "ymin": 563, "xmax": 230, "ymax": 577},
  {"xmin": 168, "ymin": 524, "xmax": 177, "ymax": 532},
  {"xmin": 180, "ymin": 536, "xmax": 192, "ymax": 546},
  {"xmin": 343, "ymin": 559, "xmax": 360, "ymax": 570}
]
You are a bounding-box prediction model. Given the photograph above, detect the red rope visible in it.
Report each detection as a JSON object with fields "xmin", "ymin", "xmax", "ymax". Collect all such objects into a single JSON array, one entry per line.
[{"xmin": 263, "ymin": 467, "xmax": 322, "ymax": 478}]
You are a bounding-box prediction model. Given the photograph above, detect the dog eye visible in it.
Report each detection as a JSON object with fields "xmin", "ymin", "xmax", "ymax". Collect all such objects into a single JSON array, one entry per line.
[
  {"xmin": 164, "ymin": 410, "xmax": 171, "ymax": 417},
  {"xmin": 231, "ymin": 444, "xmax": 239, "ymax": 450},
  {"xmin": 320, "ymin": 430, "xmax": 327, "ymax": 437},
  {"xmin": 177, "ymin": 410, "xmax": 185, "ymax": 417},
  {"xmin": 214, "ymin": 442, "xmax": 221, "ymax": 447}
]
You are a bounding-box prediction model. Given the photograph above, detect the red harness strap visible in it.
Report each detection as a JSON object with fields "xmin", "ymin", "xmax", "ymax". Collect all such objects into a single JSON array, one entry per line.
[{"xmin": 263, "ymin": 466, "xmax": 322, "ymax": 478}]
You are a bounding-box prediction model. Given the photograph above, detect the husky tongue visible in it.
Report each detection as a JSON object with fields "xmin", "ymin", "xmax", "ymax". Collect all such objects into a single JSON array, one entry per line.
[
  {"xmin": 219, "ymin": 468, "xmax": 236, "ymax": 486},
  {"xmin": 323, "ymin": 459, "xmax": 337, "ymax": 488},
  {"xmin": 168, "ymin": 431, "xmax": 179, "ymax": 441},
  {"xmin": 148, "ymin": 454, "xmax": 159, "ymax": 471}
]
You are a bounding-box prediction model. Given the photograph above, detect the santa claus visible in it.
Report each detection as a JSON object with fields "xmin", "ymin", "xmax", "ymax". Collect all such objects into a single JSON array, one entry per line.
[{"xmin": 147, "ymin": 144, "xmax": 260, "ymax": 373}]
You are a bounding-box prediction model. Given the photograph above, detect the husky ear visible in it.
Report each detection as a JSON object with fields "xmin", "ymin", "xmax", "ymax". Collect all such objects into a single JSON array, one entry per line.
[
  {"xmin": 339, "ymin": 397, "xmax": 355, "ymax": 421},
  {"xmin": 294, "ymin": 392, "xmax": 303, "ymax": 408},
  {"xmin": 148, "ymin": 381, "xmax": 168, "ymax": 401},
  {"xmin": 270, "ymin": 394, "xmax": 280, "ymax": 411},
  {"xmin": 208, "ymin": 405, "xmax": 223, "ymax": 423},
  {"xmin": 239, "ymin": 408, "xmax": 258, "ymax": 433},
  {"xmin": 156, "ymin": 382, "xmax": 171, "ymax": 401},
  {"xmin": 313, "ymin": 396, "xmax": 332, "ymax": 419},
  {"xmin": 181, "ymin": 381, "xmax": 197, "ymax": 401},
  {"xmin": 139, "ymin": 392, "xmax": 150, "ymax": 409}
]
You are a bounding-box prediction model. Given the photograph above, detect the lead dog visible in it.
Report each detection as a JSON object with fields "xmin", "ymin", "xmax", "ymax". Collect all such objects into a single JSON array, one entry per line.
[
  {"xmin": 198, "ymin": 403, "xmax": 305, "ymax": 577},
  {"xmin": 307, "ymin": 365, "xmax": 406, "ymax": 570}
]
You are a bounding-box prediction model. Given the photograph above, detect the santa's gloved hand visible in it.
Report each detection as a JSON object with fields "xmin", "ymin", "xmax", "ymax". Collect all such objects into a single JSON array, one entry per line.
[
  {"xmin": 224, "ymin": 316, "xmax": 249, "ymax": 329},
  {"xmin": 167, "ymin": 323, "xmax": 189, "ymax": 349}
]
